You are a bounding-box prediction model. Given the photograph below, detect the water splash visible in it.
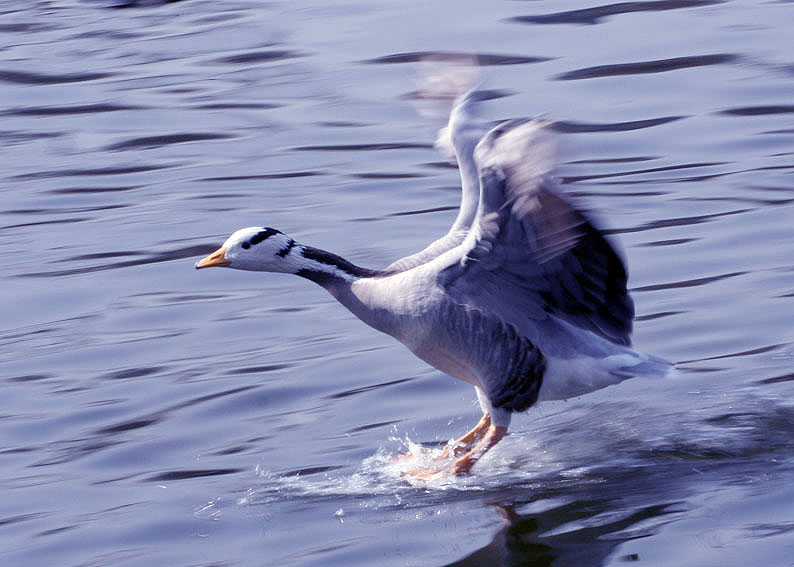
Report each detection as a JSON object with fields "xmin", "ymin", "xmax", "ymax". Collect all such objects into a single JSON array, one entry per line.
[{"xmin": 240, "ymin": 426, "xmax": 602, "ymax": 514}]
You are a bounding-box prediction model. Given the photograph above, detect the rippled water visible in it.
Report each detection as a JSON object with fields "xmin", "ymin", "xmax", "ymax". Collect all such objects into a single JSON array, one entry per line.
[{"xmin": 2, "ymin": 1, "xmax": 793, "ymax": 565}]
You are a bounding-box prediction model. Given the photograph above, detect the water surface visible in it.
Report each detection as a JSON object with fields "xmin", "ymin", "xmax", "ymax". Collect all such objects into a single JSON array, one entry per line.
[{"xmin": 1, "ymin": 1, "xmax": 793, "ymax": 565}]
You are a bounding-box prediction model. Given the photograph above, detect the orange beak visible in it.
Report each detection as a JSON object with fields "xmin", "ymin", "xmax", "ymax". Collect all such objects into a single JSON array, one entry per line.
[{"xmin": 195, "ymin": 247, "xmax": 230, "ymax": 269}]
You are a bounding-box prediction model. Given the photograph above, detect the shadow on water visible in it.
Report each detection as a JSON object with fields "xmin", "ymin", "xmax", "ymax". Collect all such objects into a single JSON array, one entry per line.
[
  {"xmin": 554, "ymin": 54, "xmax": 738, "ymax": 81},
  {"xmin": 364, "ymin": 51, "xmax": 552, "ymax": 66},
  {"xmin": 448, "ymin": 495, "xmax": 684, "ymax": 566},
  {"xmin": 508, "ymin": 1, "xmax": 726, "ymax": 26}
]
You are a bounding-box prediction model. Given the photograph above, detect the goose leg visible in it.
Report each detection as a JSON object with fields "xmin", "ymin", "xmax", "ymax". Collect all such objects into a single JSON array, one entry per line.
[
  {"xmin": 395, "ymin": 413, "xmax": 489, "ymax": 468},
  {"xmin": 451, "ymin": 424, "xmax": 507, "ymax": 476},
  {"xmin": 441, "ymin": 412, "xmax": 491, "ymax": 458},
  {"xmin": 403, "ymin": 391, "xmax": 510, "ymax": 479}
]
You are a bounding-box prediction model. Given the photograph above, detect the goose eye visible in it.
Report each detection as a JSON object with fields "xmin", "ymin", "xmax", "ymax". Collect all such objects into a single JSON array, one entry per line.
[{"xmin": 241, "ymin": 242, "xmax": 251, "ymax": 249}]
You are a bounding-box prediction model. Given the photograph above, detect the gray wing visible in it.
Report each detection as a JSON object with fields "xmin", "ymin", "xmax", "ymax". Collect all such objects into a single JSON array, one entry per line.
[
  {"xmin": 385, "ymin": 65, "xmax": 488, "ymax": 272},
  {"xmin": 438, "ymin": 119, "xmax": 635, "ymax": 346}
]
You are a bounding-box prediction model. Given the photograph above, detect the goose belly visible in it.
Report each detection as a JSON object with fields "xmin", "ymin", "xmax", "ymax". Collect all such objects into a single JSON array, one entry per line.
[
  {"xmin": 397, "ymin": 306, "xmax": 547, "ymax": 413},
  {"xmin": 407, "ymin": 339, "xmax": 482, "ymax": 387}
]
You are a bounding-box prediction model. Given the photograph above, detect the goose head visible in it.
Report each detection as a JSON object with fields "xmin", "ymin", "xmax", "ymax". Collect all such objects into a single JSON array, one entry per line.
[{"xmin": 196, "ymin": 227, "xmax": 297, "ymax": 272}]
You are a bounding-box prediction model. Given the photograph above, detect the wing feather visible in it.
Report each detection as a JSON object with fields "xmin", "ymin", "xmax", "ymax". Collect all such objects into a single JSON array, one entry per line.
[{"xmin": 440, "ymin": 120, "xmax": 635, "ymax": 346}]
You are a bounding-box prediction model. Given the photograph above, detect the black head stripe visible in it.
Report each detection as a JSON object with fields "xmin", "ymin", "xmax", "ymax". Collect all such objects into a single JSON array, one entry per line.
[
  {"xmin": 249, "ymin": 227, "xmax": 281, "ymax": 246},
  {"xmin": 276, "ymin": 238, "xmax": 296, "ymax": 257}
]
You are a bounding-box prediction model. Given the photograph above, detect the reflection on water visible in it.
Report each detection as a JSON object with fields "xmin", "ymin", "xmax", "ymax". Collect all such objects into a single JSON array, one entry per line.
[
  {"xmin": 450, "ymin": 500, "xmax": 684, "ymax": 567},
  {"xmin": 1, "ymin": 0, "xmax": 793, "ymax": 565}
]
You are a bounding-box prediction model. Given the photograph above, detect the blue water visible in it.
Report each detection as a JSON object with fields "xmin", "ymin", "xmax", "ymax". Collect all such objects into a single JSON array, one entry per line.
[{"xmin": 1, "ymin": 1, "xmax": 793, "ymax": 565}]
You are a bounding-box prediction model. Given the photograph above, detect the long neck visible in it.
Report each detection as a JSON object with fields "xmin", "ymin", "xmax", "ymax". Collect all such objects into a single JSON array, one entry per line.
[
  {"xmin": 293, "ymin": 244, "xmax": 387, "ymax": 287},
  {"xmin": 282, "ymin": 242, "xmax": 406, "ymax": 338}
]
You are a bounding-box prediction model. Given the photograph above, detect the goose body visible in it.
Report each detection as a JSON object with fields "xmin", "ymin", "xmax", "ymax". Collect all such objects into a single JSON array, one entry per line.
[{"xmin": 197, "ymin": 87, "xmax": 673, "ymax": 476}]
